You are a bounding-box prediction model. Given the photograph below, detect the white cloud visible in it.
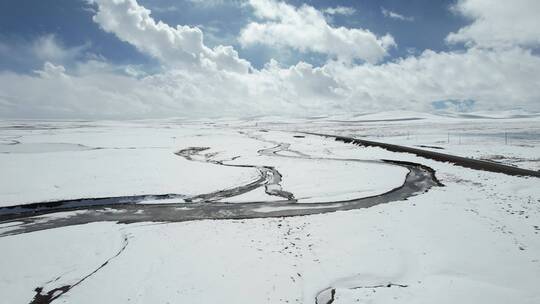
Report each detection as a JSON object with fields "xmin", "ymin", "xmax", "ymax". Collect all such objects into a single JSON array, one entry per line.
[
  {"xmin": 1, "ymin": 0, "xmax": 540, "ymax": 119},
  {"xmin": 3, "ymin": 44, "xmax": 539, "ymax": 118},
  {"xmin": 446, "ymin": 0, "xmax": 540, "ymax": 48},
  {"xmin": 381, "ymin": 7, "xmax": 414, "ymax": 21},
  {"xmin": 91, "ymin": 0, "xmax": 251, "ymax": 73},
  {"xmin": 31, "ymin": 35, "xmax": 85, "ymax": 63},
  {"xmin": 186, "ymin": 0, "xmax": 237, "ymax": 7},
  {"xmin": 0, "ymin": 34, "xmax": 89, "ymax": 68},
  {"xmin": 0, "ymin": 58, "xmax": 346, "ymax": 118},
  {"xmin": 328, "ymin": 47, "xmax": 540, "ymax": 111},
  {"xmin": 323, "ymin": 6, "xmax": 356, "ymax": 16},
  {"xmin": 34, "ymin": 62, "xmax": 67, "ymax": 79},
  {"xmin": 239, "ymin": 0, "xmax": 396, "ymax": 63},
  {"xmin": 149, "ymin": 5, "xmax": 179, "ymax": 13}
]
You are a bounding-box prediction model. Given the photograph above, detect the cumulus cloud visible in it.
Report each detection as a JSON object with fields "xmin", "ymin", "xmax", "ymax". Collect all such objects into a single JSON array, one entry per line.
[
  {"xmin": 0, "ymin": 58, "xmax": 346, "ymax": 118},
  {"xmin": 0, "ymin": 62, "xmax": 167, "ymax": 118},
  {"xmin": 381, "ymin": 7, "xmax": 414, "ymax": 21},
  {"xmin": 1, "ymin": 0, "xmax": 540, "ymax": 119},
  {"xmin": 91, "ymin": 0, "xmax": 251, "ymax": 73},
  {"xmin": 239, "ymin": 0, "xmax": 396, "ymax": 63},
  {"xmin": 446, "ymin": 0, "xmax": 540, "ymax": 48},
  {"xmin": 328, "ymin": 47, "xmax": 540, "ymax": 111},
  {"xmin": 3, "ymin": 45, "xmax": 539, "ymax": 118}
]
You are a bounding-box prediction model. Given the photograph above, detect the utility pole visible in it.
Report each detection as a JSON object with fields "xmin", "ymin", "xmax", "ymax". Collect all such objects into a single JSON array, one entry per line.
[{"xmin": 505, "ymin": 132, "xmax": 508, "ymax": 145}]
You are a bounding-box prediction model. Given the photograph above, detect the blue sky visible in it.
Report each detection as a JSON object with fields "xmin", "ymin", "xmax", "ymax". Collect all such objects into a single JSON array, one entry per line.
[
  {"xmin": 0, "ymin": 0, "xmax": 467, "ymax": 71},
  {"xmin": 0, "ymin": 0, "xmax": 539, "ymax": 118},
  {"xmin": 0, "ymin": 0, "xmax": 149, "ymax": 71}
]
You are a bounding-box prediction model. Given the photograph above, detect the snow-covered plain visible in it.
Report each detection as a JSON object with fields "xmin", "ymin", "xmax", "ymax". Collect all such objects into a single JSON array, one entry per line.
[
  {"xmin": 283, "ymin": 111, "xmax": 540, "ymax": 171},
  {"xmin": 0, "ymin": 112, "xmax": 539, "ymax": 304}
]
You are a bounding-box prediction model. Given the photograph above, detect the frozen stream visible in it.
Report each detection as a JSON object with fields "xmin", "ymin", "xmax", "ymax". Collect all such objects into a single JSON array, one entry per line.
[{"xmin": 0, "ymin": 133, "xmax": 441, "ymax": 236}]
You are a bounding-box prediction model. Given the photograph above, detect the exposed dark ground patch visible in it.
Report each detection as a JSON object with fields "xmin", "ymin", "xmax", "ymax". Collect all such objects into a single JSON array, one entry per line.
[
  {"xmin": 29, "ymin": 234, "xmax": 129, "ymax": 304},
  {"xmin": 316, "ymin": 282, "xmax": 408, "ymax": 304}
]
